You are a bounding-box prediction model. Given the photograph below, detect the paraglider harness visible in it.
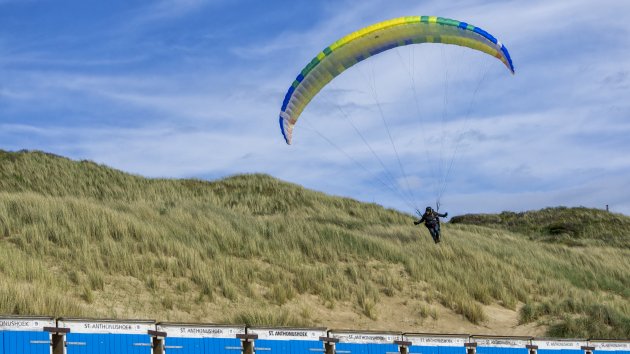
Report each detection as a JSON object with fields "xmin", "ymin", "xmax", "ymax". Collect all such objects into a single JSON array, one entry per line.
[{"xmin": 414, "ymin": 206, "xmax": 447, "ymax": 243}]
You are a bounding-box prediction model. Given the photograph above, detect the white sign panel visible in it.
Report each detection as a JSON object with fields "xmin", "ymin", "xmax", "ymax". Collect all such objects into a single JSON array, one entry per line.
[
  {"xmin": 0, "ymin": 317, "xmax": 55, "ymax": 331},
  {"xmin": 590, "ymin": 342, "xmax": 630, "ymax": 351},
  {"xmin": 331, "ymin": 332, "xmax": 402, "ymax": 344},
  {"xmin": 249, "ymin": 328, "xmax": 326, "ymax": 341},
  {"xmin": 58, "ymin": 319, "xmax": 154, "ymax": 334},
  {"xmin": 157, "ymin": 324, "xmax": 244, "ymax": 339},
  {"xmin": 475, "ymin": 338, "xmax": 530, "ymax": 348},
  {"xmin": 533, "ymin": 340, "xmax": 587, "ymax": 350},
  {"xmin": 405, "ymin": 335, "xmax": 468, "ymax": 347}
]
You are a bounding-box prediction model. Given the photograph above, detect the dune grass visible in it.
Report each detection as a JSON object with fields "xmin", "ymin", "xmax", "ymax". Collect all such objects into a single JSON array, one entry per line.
[
  {"xmin": 451, "ymin": 207, "xmax": 630, "ymax": 248},
  {"xmin": 0, "ymin": 150, "xmax": 629, "ymax": 338}
]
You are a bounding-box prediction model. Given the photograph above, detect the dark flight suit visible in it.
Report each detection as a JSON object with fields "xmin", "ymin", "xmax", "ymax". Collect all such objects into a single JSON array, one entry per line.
[{"xmin": 414, "ymin": 210, "xmax": 448, "ymax": 243}]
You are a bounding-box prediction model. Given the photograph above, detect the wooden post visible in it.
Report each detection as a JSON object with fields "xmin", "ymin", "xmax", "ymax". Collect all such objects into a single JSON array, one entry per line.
[
  {"xmin": 320, "ymin": 336, "xmax": 339, "ymax": 354},
  {"xmin": 237, "ymin": 334, "xmax": 258, "ymax": 354},
  {"xmin": 527, "ymin": 344, "xmax": 538, "ymax": 354},
  {"xmin": 44, "ymin": 327, "xmax": 69, "ymax": 354},
  {"xmin": 243, "ymin": 340, "xmax": 254, "ymax": 354},
  {"xmin": 395, "ymin": 340, "xmax": 411, "ymax": 354},
  {"xmin": 51, "ymin": 333, "xmax": 64, "ymax": 354},
  {"xmin": 325, "ymin": 341, "xmax": 335, "ymax": 354},
  {"xmin": 148, "ymin": 330, "xmax": 167, "ymax": 354},
  {"xmin": 465, "ymin": 342, "xmax": 477, "ymax": 354},
  {"xmin": 152, "ymin": 337, "xmax": 164, "ymax": 354}
]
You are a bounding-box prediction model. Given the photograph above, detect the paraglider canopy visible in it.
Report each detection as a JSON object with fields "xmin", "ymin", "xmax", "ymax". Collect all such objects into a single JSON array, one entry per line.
[{"xmin": 279, "ymin": 16, "xmax": 514, "ymax": 145}]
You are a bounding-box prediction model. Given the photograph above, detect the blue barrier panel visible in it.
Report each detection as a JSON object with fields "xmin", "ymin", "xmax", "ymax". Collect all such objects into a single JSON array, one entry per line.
[
  {"xmin": 539, "ymin": 350, "xmax": 584, "ymax": 354},
  {"xmin": 249, "ymin": 327, "xmax": 326, "ymax": 354},
  {"xmin": 473, "ymin": 337, "xmax": 530, "ymax": 354},
  {"xmin": 408, "ymin": 345, "xmax": 439, "ymax": 354},
  {"xmin": 157, "ymin": 323, "xmax": 245, "ymax": 354},
  {"xmin": 163, "ymin": 336, "xmax": 203, "ymax": 352},
  {"xmin": 590, "ymin": 341, "xmax": 630, "ymax": 354},
  {"xmin": 441, "ymin": 347, "xmax": 465, "ymax": 354},
  {"xmin": 0, "ymin": 316, "xmax": 55, "ymax": 354},
  {"xmin": 330, "ymin": 330, "xmax": 402, "ymax": 354},
  {"xmin": 478, "ymin": 347, "xmax": 525, "ymax": 354},
  {"xmin": 404, "ymin": 334, "xmax": 468, "ymax": 354},
  {"xmin": 58, "ymin": 318, "xmax": 154, "ymax": 354},
  {"xmin": 205, "ymin": 337, "xmax": 243, "ymax": 354},
  {"xmin": 254, "ymin": 339, "xmax": 323, "ymax": 354},
  {"xmin": 335, "ymin": 342, "xmax": 400, "ymax": 354},
  {"xmin": 64, "ymin": 333, "xmax": 152, "ymax": 354},
  {"xmin": 3, "ymin": 331, "xmax": 51, "ymax": 354},
  {"xmin": 533, "ymin": 339, "xmax": 588, "ymax": 354}
]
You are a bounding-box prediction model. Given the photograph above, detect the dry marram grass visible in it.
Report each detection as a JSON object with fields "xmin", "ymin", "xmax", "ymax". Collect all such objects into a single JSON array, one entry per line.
[{"xmin": 0, "ymin": 150, "xmax": 629, "ymax": 338}]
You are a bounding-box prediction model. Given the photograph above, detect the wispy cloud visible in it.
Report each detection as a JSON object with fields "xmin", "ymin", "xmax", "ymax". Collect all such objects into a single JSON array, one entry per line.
[{"xmin": 122, "ymin": 0, "xmax": 212, "ymax": 30}]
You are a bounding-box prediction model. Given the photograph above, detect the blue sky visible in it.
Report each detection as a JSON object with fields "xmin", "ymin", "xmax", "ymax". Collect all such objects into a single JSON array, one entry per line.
[{"xmin": 1, "ymin": 0, "xmax": 629, "ymax": 216}]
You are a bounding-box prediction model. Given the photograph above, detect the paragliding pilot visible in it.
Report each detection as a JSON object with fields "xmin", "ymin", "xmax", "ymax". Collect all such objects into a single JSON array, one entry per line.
[{"xmin": 414, "ymin": 206, "xmax": 448, "ymax": 243}]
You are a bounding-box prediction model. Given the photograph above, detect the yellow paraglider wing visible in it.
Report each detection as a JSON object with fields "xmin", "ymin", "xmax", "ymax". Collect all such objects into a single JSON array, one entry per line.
[{"xmin": 279, "ymin": 16, "xmax": 514, "ymax": 144}]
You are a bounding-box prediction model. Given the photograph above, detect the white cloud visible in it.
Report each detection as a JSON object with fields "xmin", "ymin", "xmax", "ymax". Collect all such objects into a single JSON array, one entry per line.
[
  {"xmin": 124, "ymin": 0, "xmax": 211, "ymax": 29},
  {"xmin": 2, "ymin": 0, "xmax": 630, "ymax": 215}
]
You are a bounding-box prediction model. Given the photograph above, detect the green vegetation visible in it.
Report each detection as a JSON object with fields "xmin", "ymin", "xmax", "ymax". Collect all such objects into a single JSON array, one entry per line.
[
  {"xmin": 451, "ymin": 207, "xmax": 630, "ymax": 248},
  {"xmin": 0, "ymin": 150, "xmax": 629, "ymax": 338}
]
